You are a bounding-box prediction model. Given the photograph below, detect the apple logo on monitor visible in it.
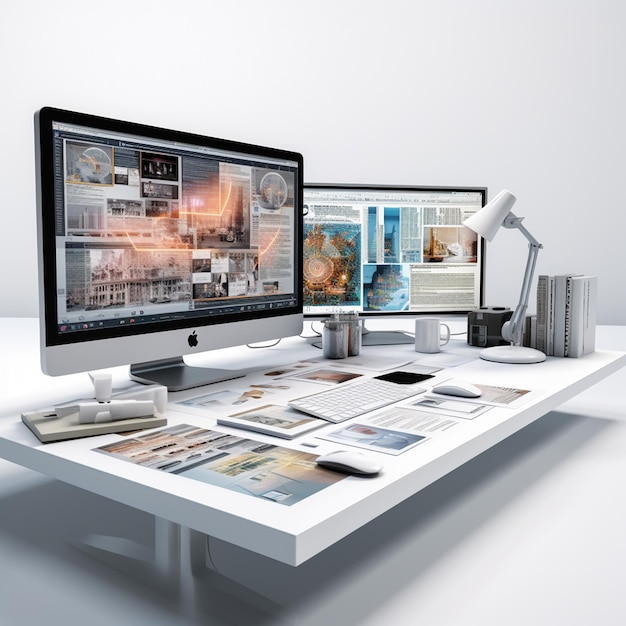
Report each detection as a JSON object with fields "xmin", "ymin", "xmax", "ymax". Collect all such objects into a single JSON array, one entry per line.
[{"xmin": 188, "ymin": 331, "xmax": 198, "ymax": 348}]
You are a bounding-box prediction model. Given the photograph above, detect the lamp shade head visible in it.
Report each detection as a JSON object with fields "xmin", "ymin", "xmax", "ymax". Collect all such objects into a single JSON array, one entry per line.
[{"xmin": 464, "ymin": 189, "xmax": 517, "ymax": 241}]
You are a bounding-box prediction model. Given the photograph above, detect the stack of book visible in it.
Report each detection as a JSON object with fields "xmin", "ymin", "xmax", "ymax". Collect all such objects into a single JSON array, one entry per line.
[{"xmin": 531, "ymin": 274, "xmax": 597, "ymax": 357}]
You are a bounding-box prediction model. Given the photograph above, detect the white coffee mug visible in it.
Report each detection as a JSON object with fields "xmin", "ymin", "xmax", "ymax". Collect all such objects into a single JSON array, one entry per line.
[{"xmin": 414, "ymin": 318, "xmax": 450, "ymax": 353}]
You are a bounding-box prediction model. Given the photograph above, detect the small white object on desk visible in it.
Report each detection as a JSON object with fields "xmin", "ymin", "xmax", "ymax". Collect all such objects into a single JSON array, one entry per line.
[
  {"xmin": 316, "ymin": 450, "xmax": 383, "ymax": 476},
  {"xmin": 21, "ymin": 373, "xmax": 169, "ymax": 443},
  {"xmin": 72, "ymin": 399, "xmax": 156, "ymax": 424},
  {"xmin": 432, "ymin": 380, "xmax": 482, "ymax": 398},
  {"xmin": 54, "ymin": 372, "xmax": 167, "ymax": 423}
]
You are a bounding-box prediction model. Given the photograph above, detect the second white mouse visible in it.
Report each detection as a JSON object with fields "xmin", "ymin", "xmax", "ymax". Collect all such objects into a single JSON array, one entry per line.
[
  {"xmin": 432, "ymin": 380, "xmax": 482, "ymax": 398},
  {"xmin": 316, "ymin": 450, "xmax": 383, "ymax": 476}
]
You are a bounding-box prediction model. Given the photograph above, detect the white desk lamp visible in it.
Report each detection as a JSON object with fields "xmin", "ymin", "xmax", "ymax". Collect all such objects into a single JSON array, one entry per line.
[{"xmin": 464, "ymin": 189, "xmax": 546, "ymax": 364}]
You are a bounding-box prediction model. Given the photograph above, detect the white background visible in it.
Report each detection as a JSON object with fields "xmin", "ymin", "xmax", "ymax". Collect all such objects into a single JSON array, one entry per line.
[{"xmin": 1, "ymin": 0, "xmax": 624, "ymax": 323}]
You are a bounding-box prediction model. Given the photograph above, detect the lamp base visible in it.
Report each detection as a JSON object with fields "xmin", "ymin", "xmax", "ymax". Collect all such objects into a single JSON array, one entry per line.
[{"xmin": 479, "ymin": 345, "xmax": 546, "ymax": 364}]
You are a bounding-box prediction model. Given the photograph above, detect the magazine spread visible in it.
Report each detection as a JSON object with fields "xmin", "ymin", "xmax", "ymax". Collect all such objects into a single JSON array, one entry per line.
[
  {"xmin": 219, "ymin": 404, "xmax": 327, "ymax": 439},
  {"xmin": 94, "ymin": 423, "xmax": 345, "ymax": 506}
]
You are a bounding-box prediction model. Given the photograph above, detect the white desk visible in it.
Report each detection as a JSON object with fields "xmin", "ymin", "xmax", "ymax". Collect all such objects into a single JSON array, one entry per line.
[{"xmin": 1, "ymin": 317, "xmax": 624, "ymax": 582}]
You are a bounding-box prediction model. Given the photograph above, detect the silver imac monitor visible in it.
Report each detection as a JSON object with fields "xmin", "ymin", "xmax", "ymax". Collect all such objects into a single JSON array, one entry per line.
[
  {"xmin": 35, "ymin": 107, "xmax": 304, "ymax": 390},
  {"xmin": 303, "ymin": 183, "xmax": 486, "ymax": 344}
]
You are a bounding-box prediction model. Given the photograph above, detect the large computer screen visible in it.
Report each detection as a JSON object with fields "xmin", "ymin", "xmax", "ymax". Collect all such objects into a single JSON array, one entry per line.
[
  {"xmin": 303, "ymin": 184, "xmax": 486, "ymax": 343},
  {"xmin": 35, "ymin": 107, "xmax": 303, "ymax": 390}
]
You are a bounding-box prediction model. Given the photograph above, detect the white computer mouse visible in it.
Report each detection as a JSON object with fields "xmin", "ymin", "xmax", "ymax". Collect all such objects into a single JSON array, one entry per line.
[
  {"xmin": 432, "ymin": 380, "xmax": 482, "ymax": 398},
  {"xmin": 316, "ymin": 450, "xmax": 383, "ymax": 476}
]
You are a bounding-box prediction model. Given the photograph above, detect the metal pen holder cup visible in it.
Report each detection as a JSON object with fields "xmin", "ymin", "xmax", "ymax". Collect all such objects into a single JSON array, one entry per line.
[
  {"xmin": 322, "ymin": 319, "xmax": 348, "ymax": 359},
  {"xmin": 322, "ymin": 314, "xmax": 361, "ymax": 359}
]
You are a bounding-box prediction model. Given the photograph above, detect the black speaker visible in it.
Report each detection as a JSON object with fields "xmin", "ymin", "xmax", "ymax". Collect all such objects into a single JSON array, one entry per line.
[{"xmin": 468, "ymin": 306, "xmax": 513, "ymax": 347}]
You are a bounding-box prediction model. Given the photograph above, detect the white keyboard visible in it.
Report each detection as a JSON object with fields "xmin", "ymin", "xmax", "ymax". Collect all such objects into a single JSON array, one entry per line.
[{"xmin": 288, "ymin": 378, "xmax": 426, "ymax": 423}]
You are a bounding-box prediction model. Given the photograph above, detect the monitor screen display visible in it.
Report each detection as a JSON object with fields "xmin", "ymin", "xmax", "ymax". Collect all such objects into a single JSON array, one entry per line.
[
  {"xmin": 35, "ymin": 107, "xmax": 303, "ymax": 389},
  {"xmin": 303, "ymin": 183, "xmax": 486, "ymax": 319}
]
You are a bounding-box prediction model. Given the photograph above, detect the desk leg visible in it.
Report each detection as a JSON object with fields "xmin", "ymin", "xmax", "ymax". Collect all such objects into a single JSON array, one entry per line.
[
  {"xmin": 77, "ymin": 517, "xmax": 180, "ymax": 595},
  {"xmin": 77, "ymin": 518, "xmax": 295, "ymax": 624},
  {"xmin": 179, "ymin": 527, "xmax": 295, "ymax": 624}
]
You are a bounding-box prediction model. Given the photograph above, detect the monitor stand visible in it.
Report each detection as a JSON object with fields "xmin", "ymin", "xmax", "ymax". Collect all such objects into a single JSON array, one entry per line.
[
  {"xmin": 309, "ymin": 319, "xmax": 414, "ymax": 349},
  {"xmin": 360, "ymin": 320, "xmax": 414, "ymax": 346},
  {"xmin": 130, "ymin": 357, "xmax": 246, "ymax": 392}
]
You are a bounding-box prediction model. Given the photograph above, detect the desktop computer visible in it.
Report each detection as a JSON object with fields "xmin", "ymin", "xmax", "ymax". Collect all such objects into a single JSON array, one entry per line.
[{"xmin": 34, "ymin": 107, "xmax": 304, "ymax": 390}]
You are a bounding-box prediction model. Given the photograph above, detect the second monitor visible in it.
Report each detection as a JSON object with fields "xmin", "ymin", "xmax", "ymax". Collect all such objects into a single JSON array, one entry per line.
[{"xmin": 303, "ymin": 184, "xmax": 487, "ymax": 344}]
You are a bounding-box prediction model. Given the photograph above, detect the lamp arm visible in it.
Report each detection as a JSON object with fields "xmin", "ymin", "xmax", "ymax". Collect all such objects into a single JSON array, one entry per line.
[
  {"xmin": 502, "ymin": 213, "xmax": 541, "ymax": 247},
  {"xmin": 500, "ymin": 214, "xmax": 543, "ymax": 346}
]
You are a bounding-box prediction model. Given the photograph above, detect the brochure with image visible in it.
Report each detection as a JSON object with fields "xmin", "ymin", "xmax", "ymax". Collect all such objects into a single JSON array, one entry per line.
[
  {"xmin": 410, "ymin": 396, "xmax": 491, "ymax": 419},
  {"xmin": 288, "ymin": 368, "xmax": 363, "ymax": 385},
  {"xmin": 94, "ymin": 423, "xmax": 345, "ymax": 506},
  {"xmin": 219, "ymin": 404, "xmax": 327, "ymax": 439},
  {"xmin": 320, "ymin": 422, "xmax": 427, "ymax": 456}
]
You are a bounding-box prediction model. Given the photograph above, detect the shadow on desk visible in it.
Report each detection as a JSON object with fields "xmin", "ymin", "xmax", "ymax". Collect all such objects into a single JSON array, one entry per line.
[{"xmin": 0, "ymin": 410, "xmax": 610, "ymax": 626}]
